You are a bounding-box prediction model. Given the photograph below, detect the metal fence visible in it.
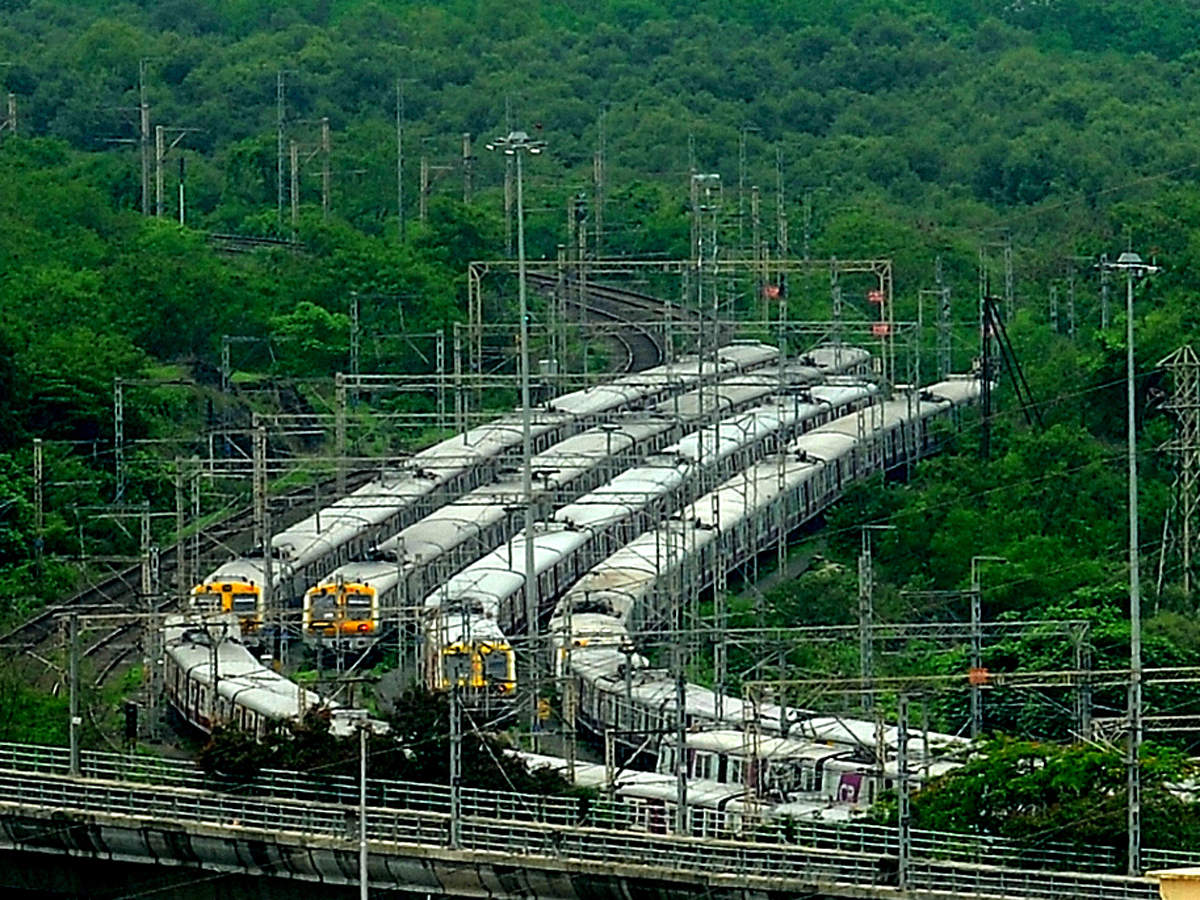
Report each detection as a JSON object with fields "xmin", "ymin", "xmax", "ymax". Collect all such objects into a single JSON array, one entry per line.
[
  {"xmin": 0, "ymin": 741, "xmax": 1163, "ymax": 891},
  {"xmin": 0, "ymin": 767, "xmax": 1160, "ymax": 900}
]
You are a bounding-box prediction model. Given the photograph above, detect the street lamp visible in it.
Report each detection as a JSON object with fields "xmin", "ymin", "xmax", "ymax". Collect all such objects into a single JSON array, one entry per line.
[
  {"xmin": 486, "ymin": 130, "xmax": 546, "ymax": 738},
  {"xmin": 1102, "ymin": 249, "xmax": 1159, "ymax": 877}
]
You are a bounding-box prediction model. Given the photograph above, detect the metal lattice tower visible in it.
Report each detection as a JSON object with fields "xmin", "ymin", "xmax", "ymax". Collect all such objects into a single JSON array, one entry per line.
[
  {"xmin": 1158, "ymin": 346, "xmax": 1200, "ymax": 600},
  {"xmin": 935, "ymin": 255, "xmax": 951, "ymax": 379}
]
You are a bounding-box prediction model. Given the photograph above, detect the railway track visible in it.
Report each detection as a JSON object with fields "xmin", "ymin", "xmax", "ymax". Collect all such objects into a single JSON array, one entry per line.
[
  {"xmin": 15, "ymin": 278, "xmax": 700, "ymax": 689},
  {"xmin": 526, "ymin": 273, "xmax": 697, "ymax": 372},
  {"xmin": 7, "ymin": 469, "xmax": 379, "ymax": 686}
]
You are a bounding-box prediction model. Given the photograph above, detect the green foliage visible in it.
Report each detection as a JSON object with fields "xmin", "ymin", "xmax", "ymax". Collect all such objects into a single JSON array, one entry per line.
[
  {"xmin": 199, "ymin": 688, "xmax": 576, "ymax": 796},
  {"xmin": 879, "ymin": 737, "xmax": 1200, "ymax": 859}
]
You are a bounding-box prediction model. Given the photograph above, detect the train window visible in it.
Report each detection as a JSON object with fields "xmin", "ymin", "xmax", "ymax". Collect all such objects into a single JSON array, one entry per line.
[
  {"xmin": 346, "ymin": 594, "xmax": 371, "ymax": 620},
  {"xmin": 232, "ymin": 592, "xmax": 258, "ymax": 612},
  {"xmin": 482, "ymin": 647, "xmax": 509, "ymax": 686},
  {"xmin": 312, "ymin": 593, "xmax": 337, "ymax": 617},
  {"xmin": 728, "ymin": 759, "xmax": 743, "ymax": 785},
  {"xmin": 193, "ymin": 591, "xmax": 222, "ymax": 611},
  {"xmin": 694, "ymin": 753, "xmax": 715, "ymax": 780}
]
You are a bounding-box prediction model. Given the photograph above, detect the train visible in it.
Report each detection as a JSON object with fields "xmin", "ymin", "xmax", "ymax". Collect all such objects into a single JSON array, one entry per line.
[
  {"xmin": 419, "ymin": 377, "xmax": 880, "ymax": 692},
  {"xmin": 298, "ymin": 348, "xmax": 873, "ymax": 654},
  {"xmin": 542, "ymin": 378, "xmax": 983, "ymax": 807},
  {"xmin": 161, "ymin": 613, "xmax": 384, "ymax": 739},
  {"xmin": 191, "ymin": 342, "xmax": 780, "ymax": 635}
]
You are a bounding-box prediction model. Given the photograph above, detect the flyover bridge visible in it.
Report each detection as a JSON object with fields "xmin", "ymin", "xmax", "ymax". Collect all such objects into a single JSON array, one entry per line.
[{"xmin": 0, "ymin": 742, "xmax": 1164, "ymax": 900}]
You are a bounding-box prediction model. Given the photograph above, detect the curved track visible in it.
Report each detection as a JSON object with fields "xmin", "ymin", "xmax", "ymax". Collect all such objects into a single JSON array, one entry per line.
[
  {"xmin": 8, "ymin": 469, "xmax": 379, "ymax": 686},
  {"xmin": 526, "ymin": 273, "xmax": 696, "ymax": 372},
  {"xmin": 14, "ymin": 280, "xmax": 699, "ymax": 687}
]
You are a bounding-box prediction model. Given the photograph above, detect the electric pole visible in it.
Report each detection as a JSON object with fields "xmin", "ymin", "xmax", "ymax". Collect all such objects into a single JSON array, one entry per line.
[
  {"xmin": 395, "ymin": 79, "xmax": 405, "ymax": 243},
  {"xmin": 276, "ymin": 71, "xmax": 286, "ymax": 227},
  {"xmin": 139, "ymin": 59, "xmax": 150, "ymax": 217},
  {"xmin": 936, "ymin": 256, "xmax": 951, "ymax": 379},
  {"xmin": 593, "ymin": 107, "xmax": 606, "ymax": 257},
  {"xmin": 1158, "ymin": 346, "xmax": 1200, "ymax": 602}
]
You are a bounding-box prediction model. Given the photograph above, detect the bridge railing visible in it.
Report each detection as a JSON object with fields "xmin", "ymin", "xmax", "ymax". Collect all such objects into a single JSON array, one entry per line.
[
  {"xmin": 0, "ymin": 767, "xmax": 1159, "ymax": 900},
  {"xmin": 0, "ymin": 741, "xmax": 1138, "ymax": 876}
]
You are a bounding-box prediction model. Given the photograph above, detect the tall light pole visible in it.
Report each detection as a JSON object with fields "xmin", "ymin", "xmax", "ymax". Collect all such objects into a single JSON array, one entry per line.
[
  {"xmin": 1103, "ymin": 249, "xmax": 1159, "ymax": 876},
  {"xmin": 486, "ymin": 130, "xmax": 546, "ymax": 738}
]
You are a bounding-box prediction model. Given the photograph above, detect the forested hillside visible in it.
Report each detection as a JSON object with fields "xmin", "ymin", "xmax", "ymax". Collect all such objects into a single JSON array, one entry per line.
[{"xmin": 4, "ymin": 0, "xmax": 1200, "ymax": 848}]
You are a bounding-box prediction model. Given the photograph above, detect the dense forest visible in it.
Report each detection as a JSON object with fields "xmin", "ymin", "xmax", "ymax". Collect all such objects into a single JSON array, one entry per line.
[{"xmin": 5, "ymin": 0, "xmax": 1200, "ymax": 853}]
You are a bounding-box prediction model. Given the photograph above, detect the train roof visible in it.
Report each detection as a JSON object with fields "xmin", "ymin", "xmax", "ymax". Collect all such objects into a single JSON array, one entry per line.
[
  {"xmin": 164, "ymin": 614, "xmax": 333, "ymax": 718},
  {"xmin": 271, "ymin": 472, "xmax": 442, "ymax": 566},
  {"xmin": 803, "ymin": 345, "xmax": 871, "ymax": 372},
  {"xmin": 554, "ymin": 463, "xmax": 688, "ymax": 529},
  {"xmin": 920, "ymin": 376, "xmax": 982, "ymax": 407},
  {"xmin": 195, "ymin": 557, "xmax": 274, "ymax": 590},
  {"xmin": 413, "ymin": 410, "xmax": 565, "ymax": 466},
  {"xmin": 665, "ymin": 729, "xmax": 854, "ymax": 764},
  {"xmin": 306, "ymin": 560, "xmax": 399, "ymax": 599},
  {"xmin": 380, "ymin": 500, "xmax": 509, "ymax": 567},
  {"xmin": 436, "ymin": 612, "xmax": 508, "ymax": 645},
  {"xmin": 425, "ymin": 524, "xmax": 589, "ymax": 614}
]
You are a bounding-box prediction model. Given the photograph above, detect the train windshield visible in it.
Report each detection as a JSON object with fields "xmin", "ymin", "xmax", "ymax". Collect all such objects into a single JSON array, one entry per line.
[
  {"xmin": 193, "ymin": 592, "xmax": 222, "ymax": 611},
  {"xmin": 232, "ymin": 592, "xmax": 258, "ymax": 612},
  {"xmin": 484, "ymin": 652, "xmax": 509, "ymax": 687},
  {"xmin": 345, "ymin": 593, "xmax": 371, "ymax": 620},
  {"xmin": 311, "ymin": 593, "xmax": 337, "ymax": 615},
  {"xmin": 443, "ymin": 649, "xmax": 472, "ymax": 685}
]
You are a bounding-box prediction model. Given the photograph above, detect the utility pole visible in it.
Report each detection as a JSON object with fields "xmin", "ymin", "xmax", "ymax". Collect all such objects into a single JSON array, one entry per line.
[
  {"xmin": 897, "ymin": 693, "xmax": 911, "ymax": 892},
  {"xmin": 461, "ymin": 132, "xmax": 472, "ymax": 203},
  {"xmin": 1159, "ymin": 346, "xmax": 1200, "ymax": 602},
  {"xmin": 289, "ymin": 139, "xmax": 299, "ymax": 238},
  {"xmin": 970, "ymin": 556, "xmax": 1007, "ymax": 739},
  {"xmin": 155, "ymin": 125, "xmax": 164, "ymax": 218},
  {"xmin": 980, "ymin": 294, "xmax": 992, "ymax": 461},
  {"xmin": 858, "ymin": 528, "xmax": 874, "ymax": 715},
  {"xmin": 359, "ymin": 719, "xmax": 369, "ymax": 900},
  {"xmin": 751, "ymin": 186, "xmax": 762, "ymax": 323},
  {"xmin": 1003, "ymin": 231, "xmax": 1014, "ymax": 322},
  {"xmin": 33, "ymin": 438, "xmax": 44, "ymax": 575},
  {"xmin": 69, "ymin": 613, "xmax": 80, "ymax": 776},
  {"xmin": 276, "ymin": 71, "xmax": 286, "ymax": 227},
  {"xmin": 349, "ymin": 292, "xmax": 360, "ymax": 382},
  {"xmin": 830, "ymin": 258, "xmax": 842, "ymax": 355},
  {"xmin": 1067, "ymin": 265, "xmax": 1077, "ymax": 340},
  {"xmin": 335, "ymin": 374, "xmax": 347, "ymax": 495},
  {"xmin": 155, "ymin": 125, "xmax": 195, "ymax": 219},
  {"xmin": 321, "ymin": 116, "xmax": 331, "ymax": 220},
  {"xmin": 1049, "ymin": 282, "xmax": 1059, "ymax": 333},
  {"xmin": 449, "ymin": 684, "xmax": 461, "ymax": 849},
  {"xmin": 675, "ymin": 669, "xmax": 688, "ymax": 835},
  {"xmin": 936, "ymin": 256, "xmax": 952, "ymax": 379},
  {"xmin": 504, "ymin": 95, "xmax": 513, "ymax": 256},
  {"xmin": 593, "ymin": 108, "xmax": 606, "ymax": 257},
  {"xmin": 174, "ymin": 461, "xmax": 187, "ymax": 600},
  {"xmin": 1100, "ymin": 255, "xmax": 1111, "ymax": 329},
  {"xmin": 395, "ymin": 79, "xmax": 405, "ymax": 243},
  {"xmin": 139, "ymin": 59, "xmax": 150, "ymax": 217},
  {"xmin": 775, "ymin": 147, "xmax": 788, "ymax": 300},
  {"xmin": 486, "ymin": 129, "xmax": 544, "ymax": 746},
  {"xmin": 1103, "ymin": 250, "xmax": 1159, "ymax": 877},
  {"xmin": 113, "ymin": 378, "xmax": 125, "ymax": 501},
  {"xmin": 252, "ymin": 418, "xmax": 267, "ymax": 553},
  {"xmin": 858, "ymin": 525, "xmax": 894, "ymax": 714}
]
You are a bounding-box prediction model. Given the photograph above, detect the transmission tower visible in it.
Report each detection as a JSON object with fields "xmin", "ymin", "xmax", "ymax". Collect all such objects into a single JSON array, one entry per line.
[{"xmin": 1157, "ymin": 345, "xmax": 1200, "ymax": 602}]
